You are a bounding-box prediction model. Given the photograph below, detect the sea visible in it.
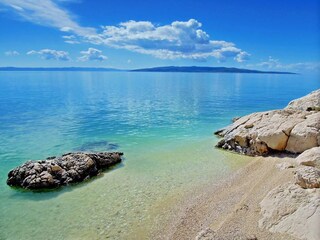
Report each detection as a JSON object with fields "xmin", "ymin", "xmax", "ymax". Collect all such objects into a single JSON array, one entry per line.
[{"xmin": 0, "ymin": 71, "xmax": 319, "ymax": 239}]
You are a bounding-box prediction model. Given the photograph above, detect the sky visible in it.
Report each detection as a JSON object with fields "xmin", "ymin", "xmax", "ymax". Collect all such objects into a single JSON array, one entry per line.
[{"xmin": 0, "ymin": 0, "xmax": 319, "ymax": 71}]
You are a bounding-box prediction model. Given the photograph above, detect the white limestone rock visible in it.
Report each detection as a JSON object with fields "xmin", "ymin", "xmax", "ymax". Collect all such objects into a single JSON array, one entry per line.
[
  {"xmin": 295, "ymin": 166, "xmax": 320, "ymax": 189},
  {"xmin": 216, "ymin": 110, "xmax": 309, "ymax": 155},
  {"xmin": 296, "ymin": 147, "xmax": 320, "ymax": 169},
  {"xmin": 259, "ymin": 183, "xmax": 320, "ymax": 240},
  {"xmin": 215, "ymin": 89, "xmax": 320, "ymax": 155},
  {"xmin": 286, "ymin": 112, "xmax": 320, "ymax": 153},
  {"xmin": 286, "ymin": 89, "xmax": 320, "ymax": 111}
]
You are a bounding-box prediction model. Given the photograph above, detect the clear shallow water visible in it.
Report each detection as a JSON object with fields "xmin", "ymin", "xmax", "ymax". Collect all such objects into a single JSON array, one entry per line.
[{"xmin": 0, "ymin": 72, "xmax": 319, "ymax": 239}]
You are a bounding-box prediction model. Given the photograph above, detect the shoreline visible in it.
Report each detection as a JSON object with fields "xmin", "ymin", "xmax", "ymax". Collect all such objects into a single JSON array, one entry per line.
[
  {"xmin": 152, "ymin": 154, "xmax": 298, "ymax": 239},
  {"xmin": 153, "ymin": 89, "xmax": 320, "ymax": 240}
]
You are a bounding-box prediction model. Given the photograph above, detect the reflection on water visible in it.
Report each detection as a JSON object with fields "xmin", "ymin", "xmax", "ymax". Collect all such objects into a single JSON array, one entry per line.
[{"xmin": 0, "ymin": 72, "xmax": 319, "ymax": 239}]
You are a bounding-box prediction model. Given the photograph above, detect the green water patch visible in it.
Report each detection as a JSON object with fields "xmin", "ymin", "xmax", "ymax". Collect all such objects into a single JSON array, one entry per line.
[{"xmin": 0, "ymin": 137, "xmax": 251, "ymax": 240}]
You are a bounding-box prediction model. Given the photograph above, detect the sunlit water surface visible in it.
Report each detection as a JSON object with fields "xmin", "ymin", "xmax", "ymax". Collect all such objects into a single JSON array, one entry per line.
[{"xmin": 0, "ymin": 72, "xmax": 319, "ymax": 239}]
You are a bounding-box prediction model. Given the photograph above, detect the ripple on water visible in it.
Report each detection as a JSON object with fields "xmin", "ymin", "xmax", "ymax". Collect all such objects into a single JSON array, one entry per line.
[
  {"xmin": 1, "ymin": 72, "xmax": 318, "ymax": 239},
  {"xmin": 1, "ymin": 138, "xmax": 251, "ymax": 240}
]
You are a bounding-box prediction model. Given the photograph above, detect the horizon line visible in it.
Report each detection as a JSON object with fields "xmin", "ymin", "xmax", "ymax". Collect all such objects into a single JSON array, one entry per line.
[{"xmin": 0, "ymin": 66, "xmax": 297, "ymax": 74}]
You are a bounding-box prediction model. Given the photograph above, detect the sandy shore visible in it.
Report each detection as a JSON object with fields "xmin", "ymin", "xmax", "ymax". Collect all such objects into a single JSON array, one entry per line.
[
  {"xmin": 149, "ymin": 90, "xmax": 320, "ymax": 240},
  {"xmin": 152, "ymin": 154, "xmax": 299, "ymax": 240}
]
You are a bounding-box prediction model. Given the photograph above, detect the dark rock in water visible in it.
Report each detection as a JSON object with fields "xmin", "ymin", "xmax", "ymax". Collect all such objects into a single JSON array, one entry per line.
[
  {"xmin": 73, "ymin": 140, "xmax": 119, "ymax": 152},
  {"xmin": 7, "ymin": 152, "xmax": 123, "ymax": 190}
]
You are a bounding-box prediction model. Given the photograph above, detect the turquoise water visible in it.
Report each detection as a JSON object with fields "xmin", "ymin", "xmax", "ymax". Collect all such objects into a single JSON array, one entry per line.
[{"xmin": 0, "ymin": 72, "xmax": 319, "ymax": 239}]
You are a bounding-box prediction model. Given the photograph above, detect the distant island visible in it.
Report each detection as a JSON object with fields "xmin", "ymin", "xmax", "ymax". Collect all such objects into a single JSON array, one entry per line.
[
  {"xmin": 131, "ymin": 66, "xmax": 296, "ymax": 74},
  {"xmin": 0, "ymin": 66, "xmax": 296, "ymax": 74}
]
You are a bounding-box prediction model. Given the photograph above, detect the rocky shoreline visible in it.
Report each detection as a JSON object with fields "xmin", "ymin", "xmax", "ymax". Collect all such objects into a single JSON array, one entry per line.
[
  {"xmin": 215, "ymin": 89, "xmax": 320, "ymax": 156},
  {"xmin": 258, "ymin": 146, "xmax": 320, "ymax": 240},
  {"xmin": 209, "ymin": 89, "xmax": 320, "ymax": 240},
  {"xmin": 7, "ymin": 152, "xmax": 123, "ymax": 190}
]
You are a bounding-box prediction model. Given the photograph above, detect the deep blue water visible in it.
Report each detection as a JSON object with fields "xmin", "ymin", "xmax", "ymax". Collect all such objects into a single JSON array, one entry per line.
[{"xmin": 0, "ymin": 71, "xmax": 319, "ymax": 239}]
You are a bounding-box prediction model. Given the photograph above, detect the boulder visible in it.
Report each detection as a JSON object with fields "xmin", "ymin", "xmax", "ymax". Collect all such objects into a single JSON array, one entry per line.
[
  {"xmin": 259, "ymin": 183, "xmax": 320, "ymax": 240},
  {"xmin": 7, "ymin": 152, "xmax": 123, "ymax": 190},
  {"xmin": 285, "ymin": 89, "xmax": 320, "ymax": 111},
  {"xmin": 296, "ymin": 147, "xmax": 320, "ymax": 169},
  {"xmin": 215, "ymin": 110, "xmax": 310, "ymax": 155},
  {"xmin": 286, "ymin": 112, "xmax": 320, "ymax": 153},
  {"xmin": 215, "ymin": 89, "xmax": 320, "ymax": 156},
  {"xmin": 295, "ymin": 166, "xmax": 320, "ymax": 189}
]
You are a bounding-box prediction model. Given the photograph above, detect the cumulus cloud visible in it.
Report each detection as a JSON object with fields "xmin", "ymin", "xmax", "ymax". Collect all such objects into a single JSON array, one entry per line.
[
  {"xmin": 5, "ymin": 50, "xmax": 19, "ymax": 56},
  {"xmin": 78, "ymin": 48, "xmax": 108, "ymax": 61},
  {"xmin": 27, "ymin": 49, "xmax": 70, "ymax": 61},
  {"xmin": 0, "ymin": 1, "xmax": 249, "ymax": 62},
  {"xmin": 88, "ymin": 19, "xmax": 249, "ymax": 62},
  {"xmin": 0, "ymin": 0, "xmax": 95, "ymax": 36}
]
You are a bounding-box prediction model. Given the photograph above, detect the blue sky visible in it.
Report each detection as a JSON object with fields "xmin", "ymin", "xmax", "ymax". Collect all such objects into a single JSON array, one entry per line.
[{"xmin": 0, "ymin": 0, "xmax": 319, "ymax": 71}]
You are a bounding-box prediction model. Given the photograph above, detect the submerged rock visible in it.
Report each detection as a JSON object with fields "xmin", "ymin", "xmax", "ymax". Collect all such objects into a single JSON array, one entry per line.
[
  {"xmin": 7, "ymin": 152, "xmax": 123, "ymax": 190},
  {"xmin": 215, "ymin": 89, "xmax": 320, "ymax": 156},
  {"xmin": 73, "ymin": 140, "xmax": 119, "ymax": 152}
]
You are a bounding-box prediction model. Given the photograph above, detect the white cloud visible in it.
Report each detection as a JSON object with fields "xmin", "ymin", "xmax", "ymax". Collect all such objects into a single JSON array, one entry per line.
[
  {"xmin": 62, "ymin": 35, "xmax": 75, "ymax": 39},
  {"xmin": 248, "ymin": 56, "xmax": 320, "ymax": 72},
  {"xmin": 64, "ymin": 40, "xmax": 80, "ymax": 44},
  {"xmin": 27, "ymin": 49, "xmax": 70, "ymax": 61},
  {"xmin": 285, "ymin": 62, "xmax": 320, "ymax": 71},
  {"xmin": 0, "ymin": 0, "xmax": 95, "ymax": 36},
  {"xmin": 90, "ymin": 19, "xmax": 249, "ymax": 62},
  {"xmin": 5, "ymin": 50, "xmax": 19, "ymax": 56},
  {"xmin": 0, "ymin": 1, "xmax": 249, "ymax": 62},
  {"xmin": 254, "ymin": 56, "xmax": 281, "ymax": 69},
  {"xmin": 235, "ymin": 51, "xmax": 250, "ymax": 63},
  {"xmin": 78, "ymin": 48, "xmax": 107, "ymax": 61},
  {"xmin": 62, "ymin": 35, "xmax": 80, "ymax": 44}
]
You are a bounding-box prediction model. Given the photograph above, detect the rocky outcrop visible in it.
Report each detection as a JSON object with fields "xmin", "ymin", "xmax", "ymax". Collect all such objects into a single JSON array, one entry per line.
[
  {"xmin": 285, "ymin": 89, "xmax": 320, "ymax": 111},
  {"xmin": 7, "ymin": 152, "xmax": 123, "ymax": 190},
  {"xmin": 259, "ymin": 183, "xmax": 320, "ymax": 240},
  {"xmin": 296, "ymin": 147, "xmax": 320, "ymax": 168},
  {"xmin": 215, "ymin": 89, "xmax": 320, "ymax": 156},
  {"xmin": 286, "ymin": 112, "xmax": 320, "ymax": 153},
  {"xmin": 259, "ymin": 145, "xmax": 320, "ymax": 239}
]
